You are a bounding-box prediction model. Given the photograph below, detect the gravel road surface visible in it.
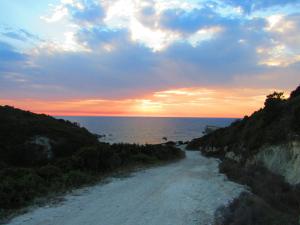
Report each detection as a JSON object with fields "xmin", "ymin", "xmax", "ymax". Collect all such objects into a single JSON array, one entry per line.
[{"xmin": 7, "ymin": 149, "xmax": 244, "ymax": 225}]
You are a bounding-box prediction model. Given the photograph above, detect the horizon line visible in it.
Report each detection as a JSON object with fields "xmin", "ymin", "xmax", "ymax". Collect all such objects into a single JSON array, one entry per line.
[{"xmin": 54, "ymin": 114, "xmax": 241, "ymax": 119}]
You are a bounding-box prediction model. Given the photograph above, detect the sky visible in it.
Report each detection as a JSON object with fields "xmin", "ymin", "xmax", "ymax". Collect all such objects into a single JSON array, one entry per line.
[{"xmin": 0, "ymin": 0, "xmax": 300, "ymax": 117}]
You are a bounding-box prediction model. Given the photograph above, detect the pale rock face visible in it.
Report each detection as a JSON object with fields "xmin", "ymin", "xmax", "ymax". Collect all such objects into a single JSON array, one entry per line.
[
  {"xmin": 31, "ymin": 136, "xmax": 53, "ymax": 159},
  {"xmin": 225, "ymin": 151, "xmax": 241, "ymax": 163},
  {"xmin": 254, "ymin": 141, "xmax": 300, "ymax": 185},
  {"xmin": 204, "ymin": 146, "xmax": 219, "ymax": 153},
  {"xmin": 224, "ymin": 146, "xmax": 229, "ymax": 152}
]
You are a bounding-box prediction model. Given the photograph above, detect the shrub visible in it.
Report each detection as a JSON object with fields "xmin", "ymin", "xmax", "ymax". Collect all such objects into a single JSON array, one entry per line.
[
  {"xmin": 37, "ymin": 165, "xmax": 62, "ymax": 181},
  {"xmin": 63, "ymin": 171, "xmax": 92, "ymax": 188},
  {"xmin": 74, "ymin": 146, "xmax": 100, "ymax": 171},
  {"xmin": 54, "ymin": 158, "xmax": 74, "ymax": 172},
  {"xmin": 0, "ymin": 161, "xmax": 7, "ymax": 169},
  {"xmin": 131, "ymin": 153, "xmax": 157, "ymax": 164},
  {"xmin": 292, "ymin": 104, "xmax": 300, "ymax": 132},
  {"xmin": 165, "ymin": 141, "xmax": 176, "ymax": 146},
  {"xmin": 0, "ymin": 169, "xmax": 46, "ymax": 209},
  {"xmin": 218, "ymin": 160, "xmax": 300, "ymax": 224},
  {"xmin": 290, "ymin": 85, "xmax": 300, "ymax": 99},
  {"xmin": 216, "ymin": 193, "xmax": 296, "ymax": 225}
]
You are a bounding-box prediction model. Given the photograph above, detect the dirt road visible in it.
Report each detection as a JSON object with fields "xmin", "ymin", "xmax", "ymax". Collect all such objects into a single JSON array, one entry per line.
[{"xmin": 7, "ymin": 150, "xmax": 244, "ymax": 225}]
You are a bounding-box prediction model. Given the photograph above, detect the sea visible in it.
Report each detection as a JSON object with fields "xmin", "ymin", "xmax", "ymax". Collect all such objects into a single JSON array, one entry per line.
[{"xmin": 58, "ymin": 117, "xmax": 236, "ymax": 144}]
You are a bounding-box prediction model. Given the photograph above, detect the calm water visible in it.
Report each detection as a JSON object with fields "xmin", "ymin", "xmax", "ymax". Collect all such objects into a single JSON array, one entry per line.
[{"xmin": 58, "ymin": 117, "xmax": 236, "ymax": 144}]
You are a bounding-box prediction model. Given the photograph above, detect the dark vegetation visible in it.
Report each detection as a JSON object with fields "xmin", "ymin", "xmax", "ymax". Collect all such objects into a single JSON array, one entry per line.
[
  {"xmin": 0, "ymin": 106, "xmax": 185, "ymax": 220},
  {"xmin": 216, "ymin": 160, "xmax": 300, "ymax": 225},
  {"xmin": 186, "ymin": 86, "xmax": 300, "ymax": 225},
  {"xmin": 187, "ymin": 86, "xmax": 300, "ymax": 159},
  {"xmin": 215, "ymin": 192, "xmax": 297, "ymax": 225}
]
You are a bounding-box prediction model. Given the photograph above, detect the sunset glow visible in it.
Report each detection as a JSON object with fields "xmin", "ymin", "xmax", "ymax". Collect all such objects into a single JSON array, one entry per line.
[
  {"xmin": 0, "ymin": 87, "xmax": 288, "ymax": 117},
  {"xmin": 0, "ymin": 0, "xmax": 299, "ymax": 117}
]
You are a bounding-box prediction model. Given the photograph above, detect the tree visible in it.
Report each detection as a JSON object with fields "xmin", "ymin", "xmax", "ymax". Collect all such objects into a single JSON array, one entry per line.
[
  {"xmin": 290, "ymin": 85, "xmax": 300, "ymax": 99},
  {"xmin": 264, "ymin": 92, "xmax": 285, "ymax": 109}
]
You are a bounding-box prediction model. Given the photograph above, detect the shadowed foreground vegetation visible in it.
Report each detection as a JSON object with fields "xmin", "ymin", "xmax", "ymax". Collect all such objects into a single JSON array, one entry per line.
[
  {"xmin": 187, "ymin": 86, "xmax": 300, "ymax": 225},
  {"xmin": 0, "ymin": 106, "xmax": 185, "ymax": 221},
  {"xmin": 215, "ymin": 160, "xmax": 300, "ymax": 225}
]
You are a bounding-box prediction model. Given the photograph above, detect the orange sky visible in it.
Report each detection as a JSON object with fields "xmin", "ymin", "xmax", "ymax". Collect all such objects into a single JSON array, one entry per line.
[
  {"xmin": 0, "ymin": 87, "xmax": 289, "ymax": 118},
  {"xmin": 0, "ymin": 1, "xmax": 299, "ymax": 119}
]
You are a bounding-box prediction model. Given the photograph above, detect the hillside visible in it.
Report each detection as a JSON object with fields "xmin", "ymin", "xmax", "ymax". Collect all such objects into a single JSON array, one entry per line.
[
  {"xmin": 188, "ymin": 86, "xmax": 300, "ymax": 225},
  {"xmin": 188, "ymin": 86, "xmax": 300, "ymax": 170},
  {"xmin": 0, "ymin": 106, "xmax": 185, "ymax": 221},
  {"xmin": 188, "ymin": 86, "xmax": 300, "ymax": 184},
  {"xmin": 189, "ymin": 87, "xmax": 300, "ymax": 155},
  {"xmin": 0, "ymin": 106, "xmax": 99, "ymax": 167}
]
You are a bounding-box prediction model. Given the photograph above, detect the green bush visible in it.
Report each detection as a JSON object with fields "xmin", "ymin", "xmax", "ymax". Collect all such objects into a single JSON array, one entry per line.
[{"xmin": 63, "ymin": 171, "xmax": 93, "ymax": 188}]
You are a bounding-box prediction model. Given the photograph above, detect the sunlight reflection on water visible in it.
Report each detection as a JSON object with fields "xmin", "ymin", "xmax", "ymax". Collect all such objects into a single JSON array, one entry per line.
[{"xmin": 58, "ymin": 117, "xmax": 236, "ymax": 144}]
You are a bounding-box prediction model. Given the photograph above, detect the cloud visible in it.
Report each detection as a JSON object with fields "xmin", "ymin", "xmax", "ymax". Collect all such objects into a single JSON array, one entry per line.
[
  {"xmin": 129, "ymin": 18, "xmax": 180, "ymax": 51},
  {"xmin": 256, "ymin": 13, "xmax": 300, "ymax": 67},
  {"xmin": 0, "ymin": 11, "xmax": 292, "ymax": 101},
  {"xmin": 77, "ymin": 27, "xmax": 127, "ymax": 48},
  {"xmin": 223, "ymin": 0, "xmax": 299, "ymax": 13},
  {"xmin": 38, "ymin": 31, "xmax": 90, "ymax": 53},
  {"xmin": 1, "ymin": 28, "xmax": 41, "ymax": 42},
  {"xmin": 2, "ymin": 31, "xmax": 27, "ymax": 42},
  {"xmin": 0, "ymin": 42, "xmax": 31, "ymax": 98},
  {"xmin": 37, "ymin": 0, "xmax": 260, "ymax": 53},
  {"xmin": 0, "ymin": 41, "xmax": 27, "ymax": 62},
  {"xmin": 1, "ymin": 0, "xmax": 300, "ymax": 116},
  {"xmin": 41, "ymin": 3, "xmax": 69, "ymax": 22},
  {"xmin": 41, "ymin": 0, "xmax": 104, "ymax": 24},
  {"xmin": 160, "ymin": 7, "xmax": 220, "ymax": 33},
  {"xmin": 68, "ymin": 0, "xmax": 105, "ymax": 23}
]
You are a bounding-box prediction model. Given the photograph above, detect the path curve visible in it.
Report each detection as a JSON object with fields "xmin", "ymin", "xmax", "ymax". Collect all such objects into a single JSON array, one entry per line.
[{"xmin": 7, "ymin": 150, "xmax": 244, "ymax": 225}]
